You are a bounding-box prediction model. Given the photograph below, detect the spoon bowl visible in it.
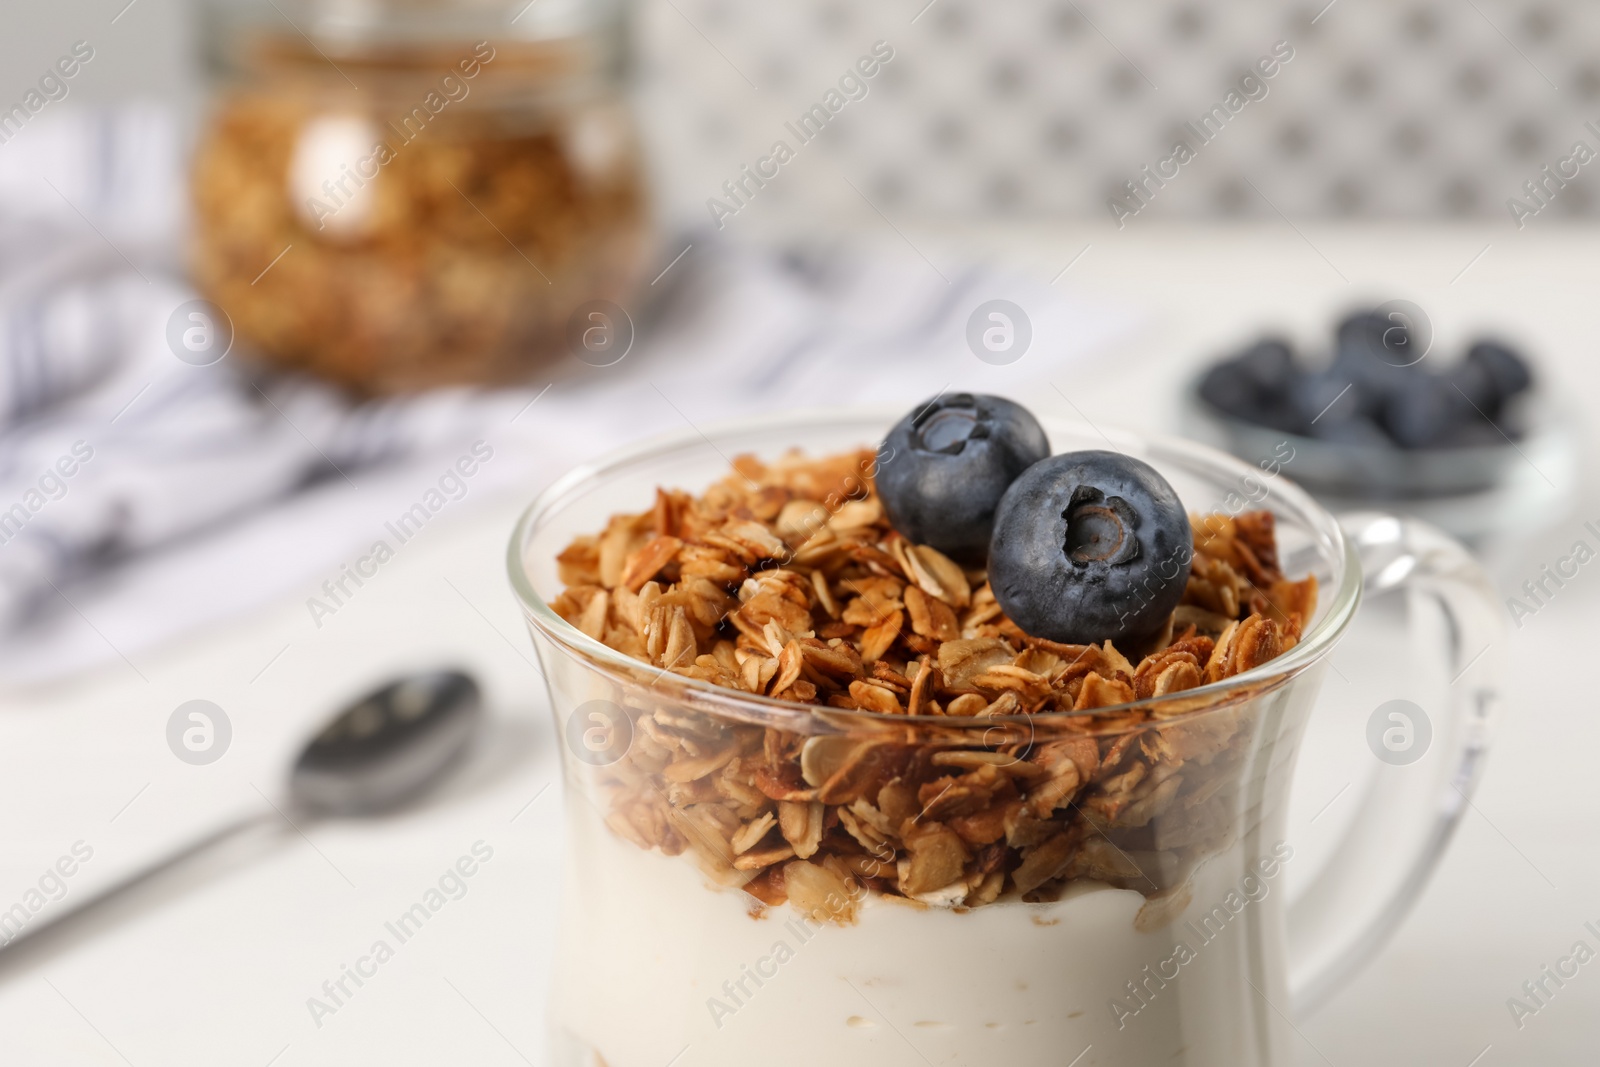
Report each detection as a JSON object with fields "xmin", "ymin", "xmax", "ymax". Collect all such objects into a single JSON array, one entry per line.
[{"xmin": 292, "ymin": 670, "xmax": 482, "ymax": 816}]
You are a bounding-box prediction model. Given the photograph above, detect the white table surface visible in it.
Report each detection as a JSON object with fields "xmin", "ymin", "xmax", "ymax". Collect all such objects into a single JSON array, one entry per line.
[{"xmin": 2, "ymin": 221, "xmax": 1596, "ymax": 1066}]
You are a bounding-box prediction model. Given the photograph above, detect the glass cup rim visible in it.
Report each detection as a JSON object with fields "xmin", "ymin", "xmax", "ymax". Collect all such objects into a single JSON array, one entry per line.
[{"xmin": 507, "ymin": 407, "xmax": 1363, "ymax": 730}]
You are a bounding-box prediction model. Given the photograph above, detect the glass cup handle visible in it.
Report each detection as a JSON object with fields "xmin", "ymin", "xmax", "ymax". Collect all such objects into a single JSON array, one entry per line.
[{"xmin": 1287, "ymin": 511, "xmax": 1504, "ymax": 1016}]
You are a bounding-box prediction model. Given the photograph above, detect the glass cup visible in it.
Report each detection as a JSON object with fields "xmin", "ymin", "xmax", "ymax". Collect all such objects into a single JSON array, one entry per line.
[{"xmin": 508, "ymin": 410, "xmax": 1503, "ymax": 1067}]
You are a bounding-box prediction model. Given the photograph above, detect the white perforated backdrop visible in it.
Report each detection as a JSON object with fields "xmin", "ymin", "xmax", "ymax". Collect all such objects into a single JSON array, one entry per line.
[{"xmin": 634, "ymin": 0, "xmax": 1600, "ymax": 224}]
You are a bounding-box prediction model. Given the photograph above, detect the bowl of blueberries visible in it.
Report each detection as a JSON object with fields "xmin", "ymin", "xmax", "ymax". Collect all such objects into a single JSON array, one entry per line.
[{"xmin": 1190, "ymin": 306, "xmax": 1544, "ymax": 500}]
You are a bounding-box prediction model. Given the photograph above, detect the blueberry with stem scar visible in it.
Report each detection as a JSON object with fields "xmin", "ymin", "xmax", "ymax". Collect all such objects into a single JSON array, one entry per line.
[
  {"xmin": 989, "ymin": 451, "xmax": 1192, "ymax": 644},
  {"xmin": 875, "ymin": 393, "xmax": 1050, "ymax": 561}
]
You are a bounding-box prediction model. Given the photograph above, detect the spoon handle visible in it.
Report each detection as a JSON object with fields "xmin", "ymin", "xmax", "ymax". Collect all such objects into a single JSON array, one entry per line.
[{"xmin": 0, "ymin": 809, "xmax": 276, "ymax": 961}]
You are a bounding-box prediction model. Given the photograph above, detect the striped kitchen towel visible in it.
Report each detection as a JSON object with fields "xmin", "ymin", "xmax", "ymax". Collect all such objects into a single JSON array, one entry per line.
[{"xmin": 0, "ymin": 107, "xmax": 1130, "ymax": 681}]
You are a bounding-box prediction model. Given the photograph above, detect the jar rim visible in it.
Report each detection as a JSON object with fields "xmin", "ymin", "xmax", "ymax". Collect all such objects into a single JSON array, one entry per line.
[{"xmin": 507, "ymin": 407, "xmax": 1363, "ymax": 734}]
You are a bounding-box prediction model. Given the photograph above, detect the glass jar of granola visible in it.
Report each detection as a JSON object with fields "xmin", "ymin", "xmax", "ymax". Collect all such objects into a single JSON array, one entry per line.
[
  {"xmin": 192, "ymin": 0, "xmax": 650, "ymax": 391},
  {"xmin": 510, "ymin": 411, "xmax": 1505, "ymax": 1067}
]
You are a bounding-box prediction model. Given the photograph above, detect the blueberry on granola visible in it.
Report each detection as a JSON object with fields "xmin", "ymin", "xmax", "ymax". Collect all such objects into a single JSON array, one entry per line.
[
  {"xmin": 989, "ymin": 451, "xmax": 1191, "ymax": 644},
  {"xmin": 876, "ymin": 393, "xmax": 1050, "ymax": 561}
]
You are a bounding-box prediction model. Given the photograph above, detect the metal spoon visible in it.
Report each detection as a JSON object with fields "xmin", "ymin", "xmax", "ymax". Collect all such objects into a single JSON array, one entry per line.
[
  {"xmin": 290, "ymin": 669, "xmax": 482, "ymax": 816},
  {"xmin": 0, "ymin": 669, "xmax": 481, "ymax": 958}
]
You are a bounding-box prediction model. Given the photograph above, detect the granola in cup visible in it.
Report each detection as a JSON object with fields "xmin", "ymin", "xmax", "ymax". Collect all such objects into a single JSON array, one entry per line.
[{"xmin": 509, "ymin": 405, "xmax": 1503, "ymax": 1067}]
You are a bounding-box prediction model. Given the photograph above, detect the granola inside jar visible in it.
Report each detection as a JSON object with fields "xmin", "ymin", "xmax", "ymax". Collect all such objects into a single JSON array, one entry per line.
[{"xmin": 192, "ymin": 0, "xmax": 650, "ymax": 391}]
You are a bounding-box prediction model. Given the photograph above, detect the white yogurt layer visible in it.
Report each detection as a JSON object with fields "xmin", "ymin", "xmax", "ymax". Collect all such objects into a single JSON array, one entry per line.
[{"xmin": 551, "ymin": 798, "xmax": 1292, "ymax": 1067}]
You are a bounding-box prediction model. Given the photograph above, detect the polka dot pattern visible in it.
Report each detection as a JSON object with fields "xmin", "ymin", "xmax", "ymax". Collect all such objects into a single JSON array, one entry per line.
[{"xmin": 635, "ymin": 0, "xmax": 1599, "ymax": 221}]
